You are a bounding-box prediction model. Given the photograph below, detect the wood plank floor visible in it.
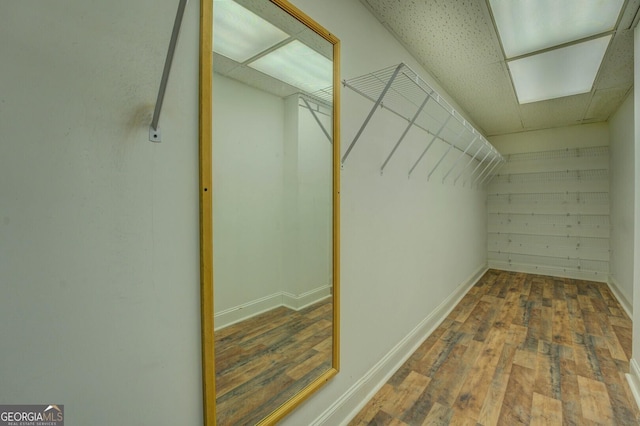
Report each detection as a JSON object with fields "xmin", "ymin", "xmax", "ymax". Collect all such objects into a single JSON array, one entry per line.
[
  {"xmin": 215, "ymin": 298, "xmax": 332, "ymax": 425},
  {"xmin": 350, "ymin": 269, "xmax": 640, "ymax": 425}
]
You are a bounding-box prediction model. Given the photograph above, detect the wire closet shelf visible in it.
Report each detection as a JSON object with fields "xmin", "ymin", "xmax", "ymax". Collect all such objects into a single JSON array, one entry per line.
[{"xmin": 341, "ymin": 63, "xmax": 504, "ymax": 187}]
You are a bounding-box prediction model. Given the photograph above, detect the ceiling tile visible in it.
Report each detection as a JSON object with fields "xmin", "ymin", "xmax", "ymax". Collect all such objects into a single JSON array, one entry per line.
[
  {"xmin": 617, "ymin": 0, "xmax": 640, "ymax": 28},
  {"xmin": 519, "ymin": 93, "xmax": 591, "ymax": 130},
  {"xmin": 361, "ymin": 0, "xmax": 634, "ymax": 135},
  {"xmin": 585, "ymin": 88, "xmax": 631, "ymax": 121},
  {"xmin": 441, "ymin": 62, "xmax": 523, "ymax": 135},
  {"xmin": 595, "ymin": 29, "xmax": 634, "ymax": 90},
  {"xmin": 364, "ymin": 0, "xmax": 502, "ymax": 72}
]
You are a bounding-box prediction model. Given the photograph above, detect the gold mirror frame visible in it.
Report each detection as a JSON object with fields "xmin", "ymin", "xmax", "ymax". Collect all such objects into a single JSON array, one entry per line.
[{"xmin": 199, "ymin": 1, "xmax": 340, "ymax": 424}]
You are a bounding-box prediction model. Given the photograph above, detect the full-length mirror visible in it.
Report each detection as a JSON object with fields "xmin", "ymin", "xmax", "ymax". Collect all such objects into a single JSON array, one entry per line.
[{"xmin": 203, "ymin": 0, "xmax": 340, "ymax": 424}]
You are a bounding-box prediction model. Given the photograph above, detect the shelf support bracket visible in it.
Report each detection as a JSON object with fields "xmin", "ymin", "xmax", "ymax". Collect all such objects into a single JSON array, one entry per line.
[
  {"xmin": 408, "ymin": 114, "xmax": 451, "ymax": 177},
  {"xmin": 453, "ymin": 143, "xmax": 484, "ymax": 185},
  {"xmin": 442, "ymin": 136, "xmax": 477, "ymax": 183},
  {"xmin": 341, "ymin": 63, "xmax": 404, "ymax": 165},
  {"xmin": 480, "ymin": 160, "xmax": 505, "ymax": 187},
  {"xmin": 149, "ymin": 0, "xmax": 189, "ymax": 142},
  {"xmin": 473, "ymin": 155, "xmax": 498, "ymax": 187},
  {"xmin": 301, "ymin": 97, "xmax": 332, "ymax": 144},
  {"xmin": 464, "ymin": 150, "xmax": 492, "ymax": 186},
  {"xmin": 427, "ymin": 127, "xmax": 466, "ymax": 181},
  {"xmin": 380, "ymin": 91, "xmax": 432, "ymax": 174},
  {"xmin": 481, "ymin": 152, "xmax": 505, "ymax": 185}
]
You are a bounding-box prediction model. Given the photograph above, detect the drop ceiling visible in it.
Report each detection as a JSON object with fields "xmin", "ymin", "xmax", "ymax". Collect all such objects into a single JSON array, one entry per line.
[{"xmin": 360, "ymin": 0, "xmax": 639, "ymax": 136}]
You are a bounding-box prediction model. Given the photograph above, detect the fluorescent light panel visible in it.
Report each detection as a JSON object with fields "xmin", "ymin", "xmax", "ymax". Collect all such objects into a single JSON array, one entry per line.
[
  {"xmin": 508, "ymin": 35, "xmax": 611, "ymax": 104},
  {"xmin": 213, "ymin": 0, "xmax": 289, "ymax": 63},
  {"xmin": 248, "ymin": 40, "xmax": 333, "ymax": 93},
  {"xmin": 489, "ymin": 0, "xmax": 623, "ymax": 58}
]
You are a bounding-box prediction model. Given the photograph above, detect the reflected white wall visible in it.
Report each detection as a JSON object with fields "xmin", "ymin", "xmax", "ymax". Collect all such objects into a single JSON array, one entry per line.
[{"xmin": 213, "ymin": 73, "xmax": 333, "ymax": 327}]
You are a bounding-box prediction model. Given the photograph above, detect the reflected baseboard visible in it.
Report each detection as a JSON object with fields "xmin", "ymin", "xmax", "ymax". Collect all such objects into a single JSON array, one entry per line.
[
  {"xmin": 283, "ymin": 285, "xmax": 332, "ymax": 311},
  {"xmin": 215, "ymin": 285, "xmax": 332, "ymax": 331}
]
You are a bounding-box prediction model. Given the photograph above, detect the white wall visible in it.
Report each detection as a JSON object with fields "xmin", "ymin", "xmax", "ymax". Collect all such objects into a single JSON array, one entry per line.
[
  {"xmin": 1, "ymin": 1, "xmax": 491, "ymax": 425},
  {"xmin": 212, "ymin": 74, "xmax": 333, "ymax": 327},
  {"xmin": 294, "ymin": 100, "xmax": 333, "ymax": 298},
  {"xmin": 212, "ymin": 73, "xmax": 285, "ymax": 316},
  {"xmin": 0, "ymin": 0, "xmax": 203, "ymax": 424},
  {"xmin": 282, "ymin": 0, "xmax": 489, "ymax": 424},
  {"xmin": 490, "ymin": 124, "xmax": 610, "ymax": 154},
  {"xmin": 608, "ymin": 93, "xmax": 635, "ymax": 313},
  {"xmin": 487, "ymin": 124, "xmax": 611, "ymax": 282}
]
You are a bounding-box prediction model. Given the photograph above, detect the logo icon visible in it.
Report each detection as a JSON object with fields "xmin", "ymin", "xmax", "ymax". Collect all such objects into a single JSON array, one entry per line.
[{"xmin": 0, "ymin": 404, "xmax": 64, "ymax": 425}]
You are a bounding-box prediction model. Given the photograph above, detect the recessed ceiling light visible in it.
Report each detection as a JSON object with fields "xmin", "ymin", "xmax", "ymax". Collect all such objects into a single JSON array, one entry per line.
[
  {"xmin": 213, "ymin": 0, "xmax": 289, "ymax": 63},
  {"xmin": 508, "ymin": 35, "xmax": 611, "ymax": 104},
  {"xmin": 489, "ymin": 0, "xmax": 623, "ymax": 58},
  {"xmin": 248, "ymin": 40, "xmax": 333, "ymax": 93}
]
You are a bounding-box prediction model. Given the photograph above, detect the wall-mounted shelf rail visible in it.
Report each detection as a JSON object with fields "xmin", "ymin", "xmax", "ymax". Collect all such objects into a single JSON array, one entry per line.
[{"xmin": 341, "ymin": 62, "xmax": 504, "ymax": 186}]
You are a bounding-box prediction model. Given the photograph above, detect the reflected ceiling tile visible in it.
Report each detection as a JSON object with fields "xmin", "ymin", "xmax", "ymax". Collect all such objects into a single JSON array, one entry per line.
[
  {"xmin": 224, "ymin": 63, "xmax": 300, "ymax": 99},
  {"xmin": 213, "ymin": 52, "xmax": 240, "ymax": 75},
  {"xmin": 213, "ymin": 0, "xmax": 289, "ymax": 62},
  {"xmin": 248, "ymin": 40, "xmax": 333, "ymax": 93},
  {"xmin": 489, "ymin": 0, "xmax": 624, "ymax": 58},
  {"xmin": 508, "ymin": 36, "xmax": 611, "ymax": 104}
]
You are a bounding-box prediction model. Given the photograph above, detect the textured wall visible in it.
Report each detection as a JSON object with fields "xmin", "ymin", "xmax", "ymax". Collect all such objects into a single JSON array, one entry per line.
[{"xmin": 0, "ymin": 1, "xmax": 203, "ymax": 424}]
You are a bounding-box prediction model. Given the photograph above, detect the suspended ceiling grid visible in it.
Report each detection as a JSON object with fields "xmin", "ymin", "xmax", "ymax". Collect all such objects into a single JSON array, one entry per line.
[{"xmin": 360, "ymin": 0, "xmax": 639, "ymax": 137}]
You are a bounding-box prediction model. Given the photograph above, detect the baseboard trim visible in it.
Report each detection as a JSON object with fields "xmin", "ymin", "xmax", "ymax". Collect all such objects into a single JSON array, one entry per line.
[
  {"xmin": 283, "ymin": 285, "xmax": 332, "ymax": 311},
  {"xmin": 626, "ymin": 359, "xmax": 640, "ymax": 411},
  {"xmin": 607, "ymin": 276, "xmax": 633, "ymax": 318},
  {"xmin": 214, "ymin": 285, "xmax": 331, "ymax": 331},
  {"xmin": 487, "ymin": 260, "xmax": 607, "ymax": 283},
  {"xmin": 214, "ymin": 293, "xmax": 282, "ymax": 331},
  {"xmin": 311, "ymin": 264, "xmax": 488, "ymax": 426}
]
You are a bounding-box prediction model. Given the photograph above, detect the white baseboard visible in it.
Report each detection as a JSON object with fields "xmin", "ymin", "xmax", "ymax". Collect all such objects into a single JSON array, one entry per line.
[
  {"xmin": 214, "ymin": 293, "xmax": 282, "ymax": 331},
  {"xmin": 283, "ymin": 285, "xmax": 332, "ymax": 311},
  {"xmin": 607, "ymin": 276, "xmax": 633, "ymax": 318},
  {"xmin": 488, "ymin": 260, "xmax": 607, "ymax": 283},
  {"xmin": 311, "ymin": 264, "xmax": 488, "ymax": 426},
  {"xmin": 214, "ymin": 285, "xmax": 331, "ymax": 331},
  {"xmin": 626, "ymin": 359, "xmax": 640, "ymax": 411}
]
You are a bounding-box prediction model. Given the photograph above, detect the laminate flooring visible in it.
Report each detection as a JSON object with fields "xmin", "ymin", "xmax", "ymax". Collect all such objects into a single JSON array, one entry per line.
[
  {"xmin": 215, "ymin": 298, "xmax": 332, "ymax": 425},
  {"xmin": 351, "ymin": 269, "xmax": 640, "ymax": 425}
]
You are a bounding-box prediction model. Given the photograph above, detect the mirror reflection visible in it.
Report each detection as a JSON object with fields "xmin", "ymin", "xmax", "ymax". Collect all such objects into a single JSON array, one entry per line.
[{"xmin": 212, "ymin": 0, "xmax": 336, "ymax": 423}]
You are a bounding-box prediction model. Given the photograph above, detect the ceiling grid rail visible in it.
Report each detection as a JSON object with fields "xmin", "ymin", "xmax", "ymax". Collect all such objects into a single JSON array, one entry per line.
[{"xmin": 341, "ymin": 62, "xmax": 504, "ymax": 187}]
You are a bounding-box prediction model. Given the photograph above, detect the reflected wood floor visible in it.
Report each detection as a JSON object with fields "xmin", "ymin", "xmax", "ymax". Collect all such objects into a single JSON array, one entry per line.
[
  {"xmin": 215, "ymin": 298, "xmax": 332, "ymax": 425},
  {"xmin": 351, "ymin": 269, "xmax": 640, "ymax": 425}
]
